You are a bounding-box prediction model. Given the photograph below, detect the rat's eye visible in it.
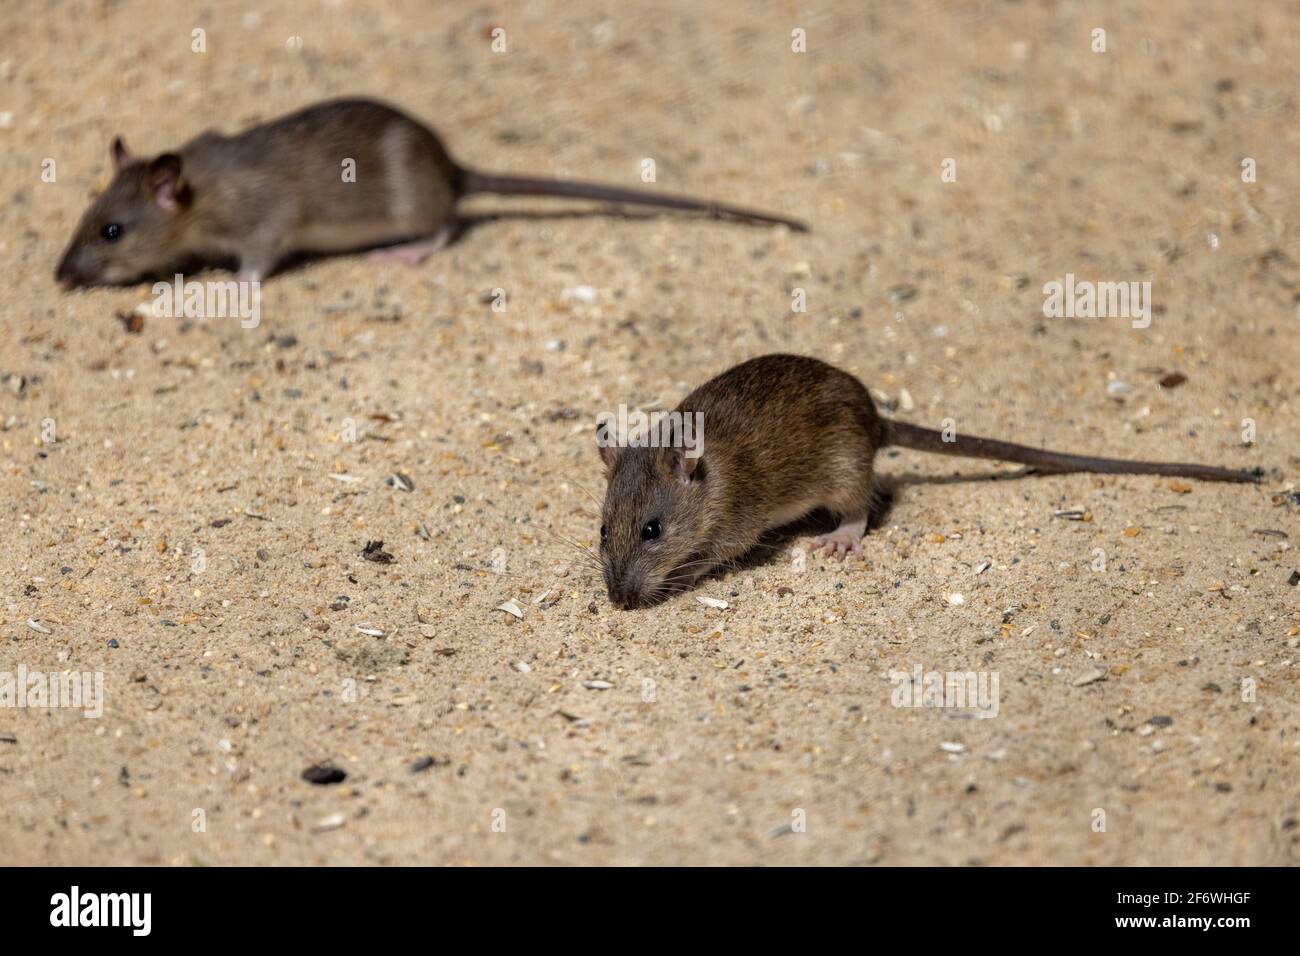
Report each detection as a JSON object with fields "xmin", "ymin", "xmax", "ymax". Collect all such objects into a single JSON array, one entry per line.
[
  {"xmin": 600, "ymin": 524, "xmax": 608, "ymax": 543},
  {"xmin": 101, "ymin": 223, "xmax": 124, "ymax": 243},
  {"xmin": 640, "ymin": 519, "xmax": 662, "ymax": 541}
]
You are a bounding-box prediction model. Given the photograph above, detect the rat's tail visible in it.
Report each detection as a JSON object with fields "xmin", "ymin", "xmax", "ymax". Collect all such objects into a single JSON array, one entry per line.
[
  {"xmin": 882, "ymin": 419, "xmax": 1261, "ymax": 483},
  {"xmin": 458, "ymin": 169, "xmax": 807, "ymax": 232}
]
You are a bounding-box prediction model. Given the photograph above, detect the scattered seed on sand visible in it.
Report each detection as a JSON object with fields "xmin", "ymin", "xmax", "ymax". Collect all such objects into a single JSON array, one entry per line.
[
  {"xmin": 301, "ymin": 764, "xmax": 347, "ymax": 785},
  {"xmin": 312, "ymin": 812, "xmax": 347, "ymax": 832},
  {"xmin": 513, "ymin": 661, "xmax": 532, "ymax": 673},
  {"xmin": 1073, "ymin": 667, "xmax": 1108, "ymax": 687},
  {"xmin": 940, "ymin": 742, "xmax": 966, "ymax": 753},
  {"xmin": 583, "ymin": 680, "xmax": 613, "ymax": 690},
  {"xmin": 386, "ymin": 472, "xmax": 414, "ymax": 492},
  {"xmin": 354, "ymin": 625, "xmax": 385, "ymax": 637},
  {"xmin": 408, "ymin": 755, "xmax": 449, "ymax": 773},
  {"xmin": 1053, "ymin": 509, "xmax": 1089, "ymax": 521},
  {"xmin": 563, "ymin": 285, "xmax": 598, "ymax": 304},
  {"xmin": 696, "ymin": 596, "xmax": 729, "ymax": 610},
  {"xmin": 945, "ymin": 593, "xmax": 965, "ymax": 606},
  {"xmin": 361, "ymin": 540, "xmax": 394, "ymax": 564},
  {"xmin": 496, "ymin": 601, "xmax": 523, "ymax": 619},
  {"xmin": 26, "ymin": 619, "xmax": 51, "ymax": 634},
  {"xmin": 115, "ymin": 309, "xmax": 145, "ymax": 334},
  {"xmin": 329, "ymin": 473, "xmax": 363, "ymax": 484}
]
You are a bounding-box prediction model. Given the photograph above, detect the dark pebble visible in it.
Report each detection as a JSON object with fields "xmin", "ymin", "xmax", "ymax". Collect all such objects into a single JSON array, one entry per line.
[{"xmin": 301, "ymin": 764, "xmax": 347, "ymax": 785}]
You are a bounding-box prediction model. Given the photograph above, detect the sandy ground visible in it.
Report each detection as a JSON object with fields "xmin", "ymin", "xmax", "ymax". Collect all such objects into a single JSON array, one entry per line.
[{"xmin": 1, "ymin": 0, "xmax": 1298, "ymax": 866}]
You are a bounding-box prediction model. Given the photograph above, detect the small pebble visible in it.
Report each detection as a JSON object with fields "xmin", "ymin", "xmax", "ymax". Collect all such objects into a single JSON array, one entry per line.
[{"xmin": 301, "ymin": 764, "xmax": 347, "ymax": 785}]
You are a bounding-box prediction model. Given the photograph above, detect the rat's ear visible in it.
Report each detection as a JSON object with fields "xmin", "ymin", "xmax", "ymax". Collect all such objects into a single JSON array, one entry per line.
[
  {"xmin": 147, "ymin": 153, "xmax": 191, "ymax": 211},
  {"xmin": 111, "ymin": 136, "xmax": 132, "ymax": 171},
  {"xmin": 656, "ymin": 416, "xmax": 701, "ymax": 484},
  {"xmin": 596, "ymin": 420, "xmax": 622, "ymax": 471},
  {"xmin": 665, "ymin": 447, "xmax": 701, "ymax": 484}
]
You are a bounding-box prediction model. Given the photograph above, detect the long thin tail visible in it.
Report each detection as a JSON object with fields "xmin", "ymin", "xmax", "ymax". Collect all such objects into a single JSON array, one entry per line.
[
  {"xmin": 883, "ymin": 419, "xmax": 1261, "ymax": 484},
  {"xmin": 458, "ymin": 169, "xmax": 808, "ymax": 232}
]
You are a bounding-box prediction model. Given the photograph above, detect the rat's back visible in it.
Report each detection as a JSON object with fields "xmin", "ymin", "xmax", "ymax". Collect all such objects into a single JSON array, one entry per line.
[
  {"xmin": 182, "ymin": 98, "xmax": 460, "ymax": 255},
  {"xmin": 677, "ymin": 354, "xmax": 884, "ymax": 527}
]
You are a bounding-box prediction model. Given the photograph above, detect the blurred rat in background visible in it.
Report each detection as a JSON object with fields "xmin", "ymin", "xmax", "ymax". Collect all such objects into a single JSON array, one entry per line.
[{"xmin": 54, "ymin": 97, "xmax": 807, "ymax": 287}]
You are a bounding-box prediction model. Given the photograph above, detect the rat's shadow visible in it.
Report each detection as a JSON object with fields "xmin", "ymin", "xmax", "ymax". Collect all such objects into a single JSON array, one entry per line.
[
  {"xmin": 277, "ymin": 208, "xmax": 678, "ymax": 274},
  {"xmin": 263, "ymin": 210, "xmax": 665, "ymax": 278},
  {"xmin": 271, "ymin": 209, "xmax": 720, "ymax": 277},
  {"xmin": 71, "ymin": 208, "xmax": 762, "ymax": 287},
  {"xmin": 694, "ymin": 465, "xmax": 1045, "ymax": 584}
]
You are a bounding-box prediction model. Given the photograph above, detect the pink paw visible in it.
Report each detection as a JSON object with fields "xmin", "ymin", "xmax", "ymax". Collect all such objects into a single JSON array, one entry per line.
[
  {"xmin": 812, "ymin": 520, "xmax": 866, "ymax": 560},
  {"xmin": 812, "ymin": 533, "xmax": 862, "ymax": 560}
]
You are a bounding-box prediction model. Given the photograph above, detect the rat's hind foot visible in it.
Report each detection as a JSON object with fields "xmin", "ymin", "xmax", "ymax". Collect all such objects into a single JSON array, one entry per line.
[
  {"xmin": 812, "ymin": 518, "xmax": 866, "ymax": 560},
  {"xmin": 368, "ymin": 223, "xmax": 456, "ymax": 265}
]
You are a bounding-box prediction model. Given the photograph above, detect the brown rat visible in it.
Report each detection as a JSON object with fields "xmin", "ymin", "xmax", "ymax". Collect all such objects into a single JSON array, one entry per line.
[
  {"xmin": 595, "ymin": 354, "xmax": 1261, "ymax": 609},
  {"xmin": 54, "ymin": 97, "xmax": 807, "ymax": 288}
]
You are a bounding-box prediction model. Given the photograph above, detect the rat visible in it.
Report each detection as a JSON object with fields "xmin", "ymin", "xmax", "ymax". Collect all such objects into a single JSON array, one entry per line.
[
  {"xmin": 54, "ymin": 97, "xmax": 807, "ymax": 288},
  {"xmin": 595, "ymin": 353, "xmax": 1261, "ymax": 609}
]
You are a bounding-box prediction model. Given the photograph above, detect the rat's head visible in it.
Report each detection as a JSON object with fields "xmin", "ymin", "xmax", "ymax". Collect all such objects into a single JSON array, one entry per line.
[
  {"xmin": 55, "ymin": 138, "xmax": 194, "ymax": 288},
  {"xmin": 596, "ymin": 421, "xmax": 711, "ymax": 609}
]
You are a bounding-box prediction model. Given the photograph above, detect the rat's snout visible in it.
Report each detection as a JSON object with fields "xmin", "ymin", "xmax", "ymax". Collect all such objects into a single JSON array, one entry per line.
[
  {"xmin": 603, "ymin": 564, "xmax": 645, "ymax": 610},
  {"xmin": 55, "ymin": 247, "xmax": 96, "ymax": 289},
  {"xmin": 605, "ymin": 578, "xmax": 635, "ymax": 610}
]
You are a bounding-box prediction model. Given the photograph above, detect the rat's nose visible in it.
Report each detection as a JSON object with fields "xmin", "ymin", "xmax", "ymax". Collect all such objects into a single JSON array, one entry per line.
[
  {"xmin": 55, "ymin": 249, "xmax": 95, "ymax": 288},
  {"xmin": 605, "ymin": 576, "xmax": 636, "ymax": 610},
  {"xmin": 55, "ymin": 253, "xmax": 82, "ymax": 288}
]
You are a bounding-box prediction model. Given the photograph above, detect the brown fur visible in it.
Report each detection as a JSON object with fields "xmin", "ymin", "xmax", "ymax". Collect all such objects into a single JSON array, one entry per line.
[{"xmin": 598, "ymin": 355, "xmax": 885, "ymax": 608}]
